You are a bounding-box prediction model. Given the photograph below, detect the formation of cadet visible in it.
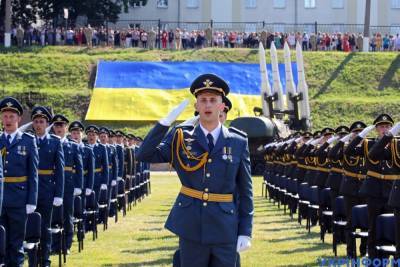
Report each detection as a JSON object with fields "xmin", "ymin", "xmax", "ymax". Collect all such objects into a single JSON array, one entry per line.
[
  {"xmin": 0, "ymin": 97, "xmax": 151, "ymax": 267},
  {"xmin": 264, "ymin": 113, "xmax": 400, "ymax": 261},
  {"xmin": 137, "ymin": 74, "xmax": 253, "ymax": 267}
]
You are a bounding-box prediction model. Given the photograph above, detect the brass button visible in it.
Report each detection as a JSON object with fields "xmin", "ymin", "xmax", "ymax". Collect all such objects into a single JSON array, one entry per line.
[
  {"xmin": 206, "ymin": 173, "xmax": 210, "ymax": 178},
  {"xmin": 208, "ymin": 159, "xmax": 212, "ymax": 163},
  {"xmin": 230, "ymin": 210, "xmax": 234, "ymax": 214},
  {"xmin": 178, "ymin": 202, "xmax": 182, "ymax": 206},
  {"xmin": 204, "ymin": 188, "xmax": 209, "ymax": 192},
  {"xmin": 203, "ymin": 202, "xmax": 207, "ymax": 207},
  {"xmin": 6, "ymin": 152, "xmax": 9, "ymax": 155},
  {"xmin": 202, "ymin": 193, "xmax": 209, "ymax": 201},
  {"xmin": 5, "ymin": 161, "xmax": 8, "ymax": 164},
  {"xmin": 4, "ymin": 170, "xmax": 7, "ymax": 173}
]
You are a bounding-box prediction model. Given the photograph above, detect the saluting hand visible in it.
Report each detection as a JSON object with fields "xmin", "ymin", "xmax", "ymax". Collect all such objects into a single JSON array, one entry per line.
[
  {"xmin": 389, "ymin": 122, "xmax": 400, "ymax": 136},
  {"xmin": 358, "ymin": 125, "xmax": 375, "ymax": 138},
  {"xmin": 159, "ymin": 99, "xmax": 190, "ymax": 126}
]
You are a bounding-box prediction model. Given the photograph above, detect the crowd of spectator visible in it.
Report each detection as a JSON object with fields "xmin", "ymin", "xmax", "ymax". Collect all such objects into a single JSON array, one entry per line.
[{"xmin": 2, "ymin": 25, "xmax": 400, "ymax": 52}]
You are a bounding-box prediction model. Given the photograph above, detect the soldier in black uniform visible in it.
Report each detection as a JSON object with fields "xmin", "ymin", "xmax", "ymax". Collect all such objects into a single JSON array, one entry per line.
[
  {"xmin": 323, "ymin": 126, "xmax": 350, "ymax": 210},
  {"xmin": 345, "ymin": 114, "xmax": 394, "ymax": 259},
  {"xmin": 333, "ymin": 121, "xmax": 367, "ymax": 258},
  {"xmin": 368, "ymin": 120, "xmax": 400, "ymax": 259}
]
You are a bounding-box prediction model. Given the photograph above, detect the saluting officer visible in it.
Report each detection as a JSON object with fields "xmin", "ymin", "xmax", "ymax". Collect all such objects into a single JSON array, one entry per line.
[
  {"xmin": 368, "ymin": 120, "xmax": 400, "ymax": 259},
  {"xmin": 30, "ymin": 106, "xmax": 65, "ymax": 267},
  {"xmin": 345, "ymin": 113, "xmax": 394, "ymax": 259},
  {"xmin": 0, "ymin": 97, "xmax": 39, "ymax": 266},
  {"xmin": 51, "ymin": 114, "xmax": 83, "ymax": 253},
  {"xmin": 137, "ymin": 74, "xmax": 253, "ymax": 267},
  {"xmin": 332, "ymin": 121, "xmax": 367, "ymax": 258}
]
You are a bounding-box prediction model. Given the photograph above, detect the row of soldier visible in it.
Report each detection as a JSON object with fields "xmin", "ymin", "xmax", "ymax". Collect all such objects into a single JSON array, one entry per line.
[
  {"xmin": 0, "ymin": 97, "xmax": 150, "ymax": 267},
  {"xmin": 263, "ymin": 113, "xmax": 400, "ymax": 261}
]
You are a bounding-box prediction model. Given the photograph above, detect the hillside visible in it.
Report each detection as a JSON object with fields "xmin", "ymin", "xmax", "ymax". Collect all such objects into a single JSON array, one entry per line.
[{"xmin": 0, "ymin": 46, "xmax": 399, "ymax": 136}]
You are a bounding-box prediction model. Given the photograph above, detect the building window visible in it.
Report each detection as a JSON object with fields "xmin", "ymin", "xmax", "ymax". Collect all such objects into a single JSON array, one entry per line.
[
  {"xmin": 187, "ymin": 0, "xmax": 199, "ymax": 8},
  {"xmin": 245, "ymin": 0, "xmax": 257, "ymax": 8},
  {"xmin": 331, "ymin": 0, "xmax": 344, "ymax": 9},
  {"xmin": 304, "ymin": 0, "xmax": 316, "ymax": 8},
  {"xmin": 157, "ymin": 0, "xmax": 168, "ymax": 8},
  {"xmin": 274, "ymin": 0, "xmax": 286, "ymax": 8},
  {"xmin": 392, "ymin": 0, "xmax": 400, "ymax": 8}
]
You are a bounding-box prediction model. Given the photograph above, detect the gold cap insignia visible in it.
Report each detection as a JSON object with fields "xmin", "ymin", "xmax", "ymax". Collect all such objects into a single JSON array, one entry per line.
[
  {"xmin": 203, "ymin": 79, "xmax": 213, "ymax": 88},
  {"xmin": 382, "ymin": 115, "xmax": 387, "ymax": 120},
  {"xmin": 6, "ymin": 102, "xmax": 12, "ymax": 107}
]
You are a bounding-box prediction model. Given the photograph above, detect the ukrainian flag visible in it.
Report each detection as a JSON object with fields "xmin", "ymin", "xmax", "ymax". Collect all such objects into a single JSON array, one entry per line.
[{"xmin": 85, "ymin": 61, "xmax": 298, "ymax": 122}]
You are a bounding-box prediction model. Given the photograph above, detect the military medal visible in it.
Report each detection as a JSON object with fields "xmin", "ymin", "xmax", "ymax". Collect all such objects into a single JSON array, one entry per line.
[
  {"xmin": 187, "ymin": 145, "xmax": 192, "ymax": 151},
  {"xmin": 222, "ymin": 146, "xmax": 228, "ymax": 160},
  {"xmin": 227, "ymin": 147, "xmax": 232, "ymax": 162}
]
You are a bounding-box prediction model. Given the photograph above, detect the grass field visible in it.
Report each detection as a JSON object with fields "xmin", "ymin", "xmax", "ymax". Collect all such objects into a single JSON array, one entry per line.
[
  {"xmin": 49, "ymin": 173, "xmax": 347, "ymax": 267},
  {"xmin": 0, "ymin": 47, "xmax": 399, "ymax": 137}
]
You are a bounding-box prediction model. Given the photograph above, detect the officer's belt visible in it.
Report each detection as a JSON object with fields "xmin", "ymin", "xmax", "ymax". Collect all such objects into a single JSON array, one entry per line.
[
  {"xmin": 94, "ymin": 168, "xmax": 102, "ymax": 173},
  {"xmin": 297, "ymin": 164, "xmax": 318, "ymax": 171},
  {"xmin": 64, "ymin": 166, "xmax": 74, "ymax": 172},
  {"xmin": 180, "ymin": 185, "xmax": 233, "ymax": 202},
  {"xmin": 317, "ymin": 167, "xmax": 330, "ymax": 173},
  {"xmin": 344, "ymin": 170, "xmax": 366, "ymax": 180},
  {"xmin": 38, "ymin": 169, "xmax": 54, "ymax": 175},
  {"xmin": 330, "ymin": 167, "xmax": 343, "ymax": 174},
  {"xmin": 4, "ymin": 176, "xmax": 27, "ymax": 183},
  {"xmin": 367, "ymin": 171, "xmax": 400, "ymax": 181}
]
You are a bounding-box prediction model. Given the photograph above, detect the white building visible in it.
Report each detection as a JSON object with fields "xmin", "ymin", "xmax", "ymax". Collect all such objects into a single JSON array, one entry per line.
[{"xmin": 115, "ymin": 0, "xmax": 400, "ymax": 34}]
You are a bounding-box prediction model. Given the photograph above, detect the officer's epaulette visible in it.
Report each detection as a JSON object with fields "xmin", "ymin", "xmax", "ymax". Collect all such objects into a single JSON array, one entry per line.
[
  {"xmin": 228, "ymin": 127, "xmax": 247, "ymax": 138},
  {"xmin": 50, "ymin": 134, "xmax": 61, "ymax": 139},
  {"xmin": 22, "ymin": 132, "xmax": 34, "ymax": 139}
]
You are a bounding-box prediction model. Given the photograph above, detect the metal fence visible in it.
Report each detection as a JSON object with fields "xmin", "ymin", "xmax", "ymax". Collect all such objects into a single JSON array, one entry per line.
[{"xmin": 101, "ymin": 20, "xmax": 400, "ymax": 35}]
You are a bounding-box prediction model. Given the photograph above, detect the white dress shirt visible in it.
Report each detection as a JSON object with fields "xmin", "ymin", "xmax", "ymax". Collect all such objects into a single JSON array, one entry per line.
[{"xmin": 199, "ymin": 122, "xmax": 221, "ymax": 145}]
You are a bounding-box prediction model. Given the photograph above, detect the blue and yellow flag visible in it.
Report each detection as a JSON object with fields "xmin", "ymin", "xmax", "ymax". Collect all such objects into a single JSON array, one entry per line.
[{"xmin": 85, "ymin": 61, "xmax": 298, "ymax": 122}]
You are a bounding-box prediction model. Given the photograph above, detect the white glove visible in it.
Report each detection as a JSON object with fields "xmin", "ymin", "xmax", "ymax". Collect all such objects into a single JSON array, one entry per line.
[
  {"xmin": 340, "ymin": 133, "xmax": 352, "ymax": 143},
  {"xmin": 358, "ymin": 125, "xmax": 375, "ymax": 138},
  {"xmin": 311, "ymin": 137, "xmax": 322, "ymax": 146},
  {"xmin": 101, "ymin": 184, "xmax": 107, "ymax": 190},
  {"xmin": 26, "ymin": 204, "xmax": 36, "ymax": 214},
  {"xmin": 179, "ymin": 115, "xmax": 199, "ymax": 126},
  {"xmin": 236, "ymin": 235, "xmax": 252, "ymax": 253},
  {"xmin": 85, "ymin": 188, "xmax": 92, "ymax": 196},
  {"xmin": 295, "ymin": 137, "xmax": 302, "ymax": 143},
  {"xmin": 327, "ymin": 135, "xmax": 338, "ymax": 144},
  {"xmin": 389, "ymin": 122, "xmax": 400, "ymax": 136},
  {"xmin": 159, "ymin": 99, "xmax": 190, "ymax": 126},
  {"xmin": 73, "ymin": 188, "xmax": 82, "ymax": 196},
  {"xmin": 111, "ymin": 180, "xmax": 117, "ymax": 186},
  {"xmin": 53, "ymin": 197, "xmax": 63, "ymax": 207},
  {"xmin": 286, "ymin": 138, "xmax": 295, "ymax": 144},
  {"xmin": 305, "ymin": 138, "xmax": 314, "ymax": 145},
  {"xmin": 117, "ymin": 176, "xmax": 123, "ymax": 181}
]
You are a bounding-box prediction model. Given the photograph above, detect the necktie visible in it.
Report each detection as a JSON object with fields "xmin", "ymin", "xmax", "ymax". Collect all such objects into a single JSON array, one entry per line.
[
  {"xmin": 6, "ymin": 135, "xmax": 11, "ymax": 145},
  {"xmin": 206, "ymin": 133, "xmax": 214, "ymax": 152}
]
